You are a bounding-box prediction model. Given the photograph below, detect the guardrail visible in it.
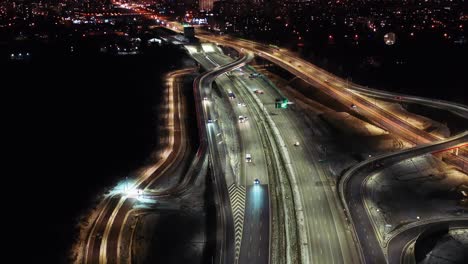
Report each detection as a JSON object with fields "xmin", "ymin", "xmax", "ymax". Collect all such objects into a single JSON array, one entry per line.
[
  {"xmin": 193, "ymin": 51, "xmax": 253, "ymax": 264},
  {"xmin": 338, "ymin": 131, "xmax": 468, "ymax": 263},
  {"xmin": 232, "ymin": 67, "xmax": 307, "ymax": 264},
  {"xmin": 228, "ymin": 74, "xmax": 295, "ymax": 264},
  {"xmin": 346, "ymin": 84, "xmax": 468, "ymax": 119}
]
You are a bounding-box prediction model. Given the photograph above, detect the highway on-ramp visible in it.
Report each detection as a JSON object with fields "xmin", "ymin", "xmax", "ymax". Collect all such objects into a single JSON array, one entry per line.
[{"xmin": 340, "ymin": 131, "xmax": 468, "ymax": 263}]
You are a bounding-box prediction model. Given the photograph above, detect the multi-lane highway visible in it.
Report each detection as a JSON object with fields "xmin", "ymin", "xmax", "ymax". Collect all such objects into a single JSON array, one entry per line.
[
  {"xmin": 192, "ymin": 49, "xmax": 257, "ymax": 264},
  {"xmin": 190, "ymin": 49, "xmax": 271, "ymax": 264},
  {"xmin": 190, "ymin": 32, "xmax": 454, "ymax": 144},
  {"xmin": 204, "ymin": 50, "xmax": 360, "ymax": 264},
  {"xmin": 81, "ymin": 8, "xmax": 468, "ymax": 263}
]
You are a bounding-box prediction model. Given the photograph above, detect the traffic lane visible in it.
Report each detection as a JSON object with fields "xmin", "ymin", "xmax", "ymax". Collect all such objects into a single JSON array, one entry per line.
[
  {"xmin": 246, "ymin": 71, "xmax": 360, "ymax": 263},
  {"xmin": 86, "ymin": 196, "xmax": 121, "ymax": 263},
  {"xmin": 347, "ymin": 168, "xmax": 387, "ymax": 263},
  {"xmin": 216, "ymin": 38, "xmax": 437, "ymax": 144},
  {"xmin": 206, "ymin": 102, "xmax": 236, "ymax": 264},
  {"xmin": 342, "ymin": 132, "xmax": 468, "ymax": 264},
  {"xmin": 205, "ymin": 55, "xmax": 269, "ymax": 186},
  {"xmin": 239, "ymin": 184, "xmax": 270, "ymax": 264},
  {"xmin": 387, "ymin": 220, "xmax": 468, "ymax": 264},
  {"xmin": 270, "ymin": 113, "xmax": 349, "ymax": 264},
  {"xmin": 270, "ymin": 90, "xmax": 359, "ymax": 264},
  {"xmin": 194, "ymin": 49, "xmax": 254, "ymax": 264},
  {"xmin": 230, "ymin": 78, "xmax": 269, "ymax": 186},
  {"xmin": 105, "ymin": 198, "xmax": 136, "ymax": 264},
  {"xmin": 198, "ymin": 35, "xmax": 441, "ymax": 144},
  {"xmin": 213, "ymin": 74, "xmax": 269, "ymax": 186}
]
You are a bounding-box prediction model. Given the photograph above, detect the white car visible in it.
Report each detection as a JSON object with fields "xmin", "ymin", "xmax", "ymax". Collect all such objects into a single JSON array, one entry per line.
[
  {"xmin": 294, "ymin": 141, "xmax": 300, "ymax": 146},
  {"xmin": 246, "ymin": 153, "xmax": 252, "ymax": 162},
  {"xmin": 239, "ymin": 116, "xmax": 245, "ymax": 123}
]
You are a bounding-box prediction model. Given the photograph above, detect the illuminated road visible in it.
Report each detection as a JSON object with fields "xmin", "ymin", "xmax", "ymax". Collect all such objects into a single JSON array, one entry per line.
[
  {"xmin": 340, "ymin": 131, "xmax": 468, "ymax": 263},
  {"xmin": 239, "ymin": 185, "xmax": 270, "ymax": 263},
  {"xmin": 192, "ymin": 31, "xmax": 468, "ymax": 264},
  {"xmin": 193, "ymin": 50, "xmax": 255, "ymax": 264},
  {"xmin": 82, "ymin": 68, "xmax": 199, "ymax": 264},
  {"xmin": 185, "ymin": 31, "xmax": 457, "ymax": 146},
  {"xmin": 205, "ymin": 51, "xmax": 360, "ymax": 264},
  {"xmin": 96, "ymin": 8, "xmax": 468, "ymax": 262},
  {"xmin": 187, "ymin": 36, "xmax": 468, "ymax": 264},
  {"xmin": 191, "ymin": 49, "xmax": 270, "ymax": 264}
]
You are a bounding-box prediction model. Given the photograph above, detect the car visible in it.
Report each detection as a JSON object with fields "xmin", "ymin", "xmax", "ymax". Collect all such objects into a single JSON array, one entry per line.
[
  {"xmin": 203, "ymin": 97, "xmax": 208, "ymax": 101},
  {"xmin": 254, "ymin": 89, "xmax": 264, "ymax": 94},
  {"xmin": 254, "ymin": 178, "xmax": 260, "ymax": 184},
  {"xmin": 246, "ymin": 153, "xmax": 252, "ymax": 162},
  {"xmin": 208, "ymin": 118, "xmax": 216, "ymax": 123},
  {"xmin": 395, "ymin": 96, "xmax": 402, "ymax": 100},
  {"xmin": 351, "ymin": 104, "xmax": 357, "ymax": 109},
  {"xmin": 249, "ymin": 73, "xmax": 260, "ymax": 79},
  {"xmin": 239, "ymin": 115, "xmax": 245, "ymax": 123},
  {"xmin": 237, "ymin": 102, "xmax": 246, "ymax": 107},
  {"xmin": 294, "ymin": 141, "xmax": 300, "ymax": 146}
]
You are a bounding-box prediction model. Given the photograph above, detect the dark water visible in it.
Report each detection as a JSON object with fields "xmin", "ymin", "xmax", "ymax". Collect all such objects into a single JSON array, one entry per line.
[{"xmin": 5, "ymin": 44, "xmax": 188, "ymax": 263}]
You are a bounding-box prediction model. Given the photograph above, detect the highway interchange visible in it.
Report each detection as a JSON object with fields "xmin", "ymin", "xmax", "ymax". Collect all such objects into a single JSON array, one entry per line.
[
  {"xmin": 182, "ymin": 34, "xmax": 468, "ymax": 264},
  {"xmin": 197, "ymin": 48, "xmax": 360, "ymax": 264},
  {"xmin": 79, "ymin": 8, "xmax": 468, "ymax": 264}
]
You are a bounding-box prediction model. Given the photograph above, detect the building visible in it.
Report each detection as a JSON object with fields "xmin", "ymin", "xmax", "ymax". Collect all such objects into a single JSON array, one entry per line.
[{"xmin": 199, "ymin": 0, "xmax": 214, "ymax": 11}]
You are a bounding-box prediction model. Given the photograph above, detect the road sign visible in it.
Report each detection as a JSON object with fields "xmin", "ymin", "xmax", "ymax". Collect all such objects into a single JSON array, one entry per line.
[{"xmin": 275, "ymin": 98, "xmax": 289, "ymax": 109}]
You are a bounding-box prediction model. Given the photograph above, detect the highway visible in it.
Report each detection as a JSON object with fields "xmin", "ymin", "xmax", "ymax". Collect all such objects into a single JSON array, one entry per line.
[
  {"xmin": 239, "ymin": 185, "xmax": 270, "ymax": 263},
  {"xmin": 186, "ymin": 36, "xmax": 468, "ymax": 264},
  {"xmin": 192, "ymin": 49, "xmax": 256, "ymax": 264},
  {"xmin": 205, "ymin": 51, "xmax": 360, "ymax": 264},
  {"xmin": 82, "ymin": 68, "xmax": 206, "ymax": 264},
  {"xmin": 118, "ymin": 10, "xmax": 468, "ymax": 263},
  {"xmin": 340, "ymin": 130, "xmax": 468, "ymax": 263},
  {"xmin": 86, "ymin": 49, "xmax": 254, "ymax": 264},
  {"xmin": 186, "ymin": 31, "xmax": 462, "ymax": 146},
  {"xmin": 191, "ymin": 49, "xmax": 271, "ymax": 264},
  {"xmin": 342, "ymin": 84, "xmax": 468, "ymax": 119},
  {"xmin": 192, "ymin": 32, "xmax": 468, "ymax": 264}
]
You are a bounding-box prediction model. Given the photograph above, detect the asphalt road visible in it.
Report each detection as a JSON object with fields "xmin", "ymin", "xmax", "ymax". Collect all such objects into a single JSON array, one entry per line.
[
  {"xmin": 341, "ymin": 131, "xmax": 468, "ymax": 264},
  {"xmin": 206, "ymin": 52, "xmax": 360, "ymax": 264},
  {"xmin": 194, "ymin": 51, "xmax": 255, "ymax": 264},
  {"xmin": 83, "ymin": 69, "xmax": 195, "ymax": 264},
  {"xmin": 192, "ymin": 51, "xmax": 270, "ymax": 264},
  {"xmin": 239, "ymin": 185, "xmax": 270, "ymax": 264},
  {"xmin": 387, "ymin": 220, "xmax": 468, "ymax": 264}
]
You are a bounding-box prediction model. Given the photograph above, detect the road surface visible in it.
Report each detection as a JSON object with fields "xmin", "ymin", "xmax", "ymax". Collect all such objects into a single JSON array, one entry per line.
[
  {"xmin": 206, "ymin": 51, "xmax": 360, "ymax": 264},
  {"xmin": 340, "ymin": 131, "xmax": 468, "ymax": 263},
  {"xmin": 191, "ymin": 50, "xmax": 271, "ymax": 264}
]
